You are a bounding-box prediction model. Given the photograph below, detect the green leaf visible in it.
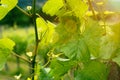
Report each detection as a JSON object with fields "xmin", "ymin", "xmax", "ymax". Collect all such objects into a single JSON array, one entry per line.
[
  {"xmin": 0, "ymin": 0, "xmax": 18, "ymax": 20},
  {"xmin": 74, "ymin": 61, "xmax": 109, "ymax": 80},
  {"xmin": 50, "ymin": 59, "xmax": 75, "ymax": 80},
  {"xmin": 0, "ymin": 49, "xmax": 9, "ymax": 70},
  {"xmin": 66, "ymin": 0, "xmax": 88, "ymax": 18},
  {"xmin": 0, "ymin": 38, "xmax": 15, "ymax": 70},
  {"xmin": 39, "ymin": 68, "xmax": 53, "ymax": 80},
  {"xmin": 55, "ymin": 16, "xmax": 79, "ymax": 45},
  {"xmin": 83, "ymin": 18, "xmax": 104, "ymax": 57},
  {"xmin": 60, "ymin": 39, "xmax": 90, "ymax": 62},
  {"xmin": 42, "ymin": 0, "xmax": 64, "ymax": 16}
]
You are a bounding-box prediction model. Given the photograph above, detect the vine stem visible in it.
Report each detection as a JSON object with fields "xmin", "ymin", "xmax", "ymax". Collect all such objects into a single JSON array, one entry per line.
[
  {"xmin": 87, "ymin": 0, "xmax": 97, "ymax": 20},
  {"xmin": 15, "ymin": 0, "xmax": 39, "ymax": 79},
  {"xmin": 16, "ymin": 5, "xmax": 32, "ymax": 17},
  {"xmin": 31, "ymin": 0, "xmax": 39, "ymax": 80},
  {"xmin": 12, "ymin": 52, "xmax": 31, "ymax": 63}
]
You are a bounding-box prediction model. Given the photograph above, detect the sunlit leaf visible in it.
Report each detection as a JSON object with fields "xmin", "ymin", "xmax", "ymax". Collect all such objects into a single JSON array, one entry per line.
[
  {"xmin": 36, "ymin": 17, "xmax": 48, "ymax": 34},
  {"xmin": 0, "ymin": 0, "xmax": 18, "ymax": 20},
  {"xmin": 56, "ymin": 8, "xmax": 70, "ymax": 17},
  {"xmin": 100, "ymin": 23, "xmax": 120, "ymax": 59},
  {"xmin": 0, "ymin": 38, "xmax": 15, "ymax": 50},
  {"xmin": 0, "ymin": 38, "xmax": 15, "ymax": 70},
  {"xmin": 27, "ymin": 78, "xmax": 31, "ymax": 80},
  {"xmin": 42, "ymin": 0, "xmax": 64, "ymax": 16},
  {"xmin": 36, "ymin": 17, "xmax": 56, "ymax": 46},
  {"xmin": 66, "ymin": 0, "xmax": 88, "ymax": 18}
]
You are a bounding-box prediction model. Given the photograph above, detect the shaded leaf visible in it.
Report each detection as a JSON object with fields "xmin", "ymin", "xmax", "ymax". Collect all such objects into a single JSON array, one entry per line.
[
  {"xmin": 83, "ymin": 18, "xmax": 104, "ymax": 57},
  {"xmin": 39, "ymin": 68, "xmax": 53, "ymax": 80},
  {"xmin": 55, "ymin": 16, "xmax": 79, "ymax": 45},
  {"xmin": 74, "ymin": 61, "xmax": 109, "ymax": 80},
  {"xmin": 60, "ymin": 38, "xmax": 90, "ymax": 62},
  {"xmin": 50, "ymin": 59, "xmax": 75, "ymax": 80}
]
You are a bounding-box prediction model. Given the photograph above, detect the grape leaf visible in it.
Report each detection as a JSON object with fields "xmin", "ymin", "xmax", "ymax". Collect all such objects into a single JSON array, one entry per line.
[
  {"xmin": 36, "ymin": 17, "xmax": 56, "ymax": 47},
  {"xmin": 82, "ymin": 18, "xmax": 104, "ymax": 57},
  {"xmin": 39, "ymin": 68, "xmax": 53, "ymax": 80},
  {"xmin": 0, "ymin": 0, "xmax": 18, "ymax": 20},
  {"xmin": 0, "ymin": 38, "xmax": 15, "ymax": 50},
  {"xmin": 0, "ymin": 38, "xmax": 15, "ymax": 70},
  {"xmin": 100, "ymin": 23, "xmax": 120, "ymax": 59},
  {"xmin": 42, "ymin": 0, "xmax": 64, "ymax": 16},
  {"xmin": 36, "ymin": 17, "xmax": 48, "ymax": 33},
  {"xmin": 55, "ymin": 16, "xmax": 79, "ymax": 45},
  {"xmin": 60, "ymin": 38, "xmax": 90, "ymax": 62},
  {"xmin": 74, "ymin": 61, "xmax": 109, "ymax": 80},
  {"xmin": 66, "ymin": 0, "xmax": 88, "ymax": 18},
  {"xmin": 50, "ymin": 59, "xmax": 76, "ymax": 80}
]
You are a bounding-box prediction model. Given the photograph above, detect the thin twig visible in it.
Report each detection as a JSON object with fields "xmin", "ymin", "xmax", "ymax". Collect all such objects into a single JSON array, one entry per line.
[
  {"xmin": 87, "ymin": 0, "xmax": 97, "ymax": 20},
  {"xmin": 43, "ymin": 60, "xmax": 50, "ymax": 68},
  {"xmin": 12, "ymin": 52, "xmax": 31, "ymax": 63},
  {"xmin": 16, "ymin": 5, "xmax": 32, "ymax": 17}
]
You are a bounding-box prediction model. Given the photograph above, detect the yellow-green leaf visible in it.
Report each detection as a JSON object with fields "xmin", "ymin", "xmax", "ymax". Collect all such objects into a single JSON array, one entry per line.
[
  {"xmin": 66, "ymin": 0, "xmax": 88, "ymax": 18},
  {"xmin": 0, "ymin": 38, "xmax": 15, "ymax": 50},
  {"xmin": 42, "ymin": 0, "xmax": 64, "ymax": 16},
  {"xmin": 100, "ymin": 23, "xmax": 120, "ymax": 59},
  {"xmin": 0, "ymin": 0, "xmax": 18, "ymax": 20},
  {"xmin": 36, "ymin": 17, "xmax": 56, "ymax": 46},
  {"xmin": 0, "ymin": 38, "xmax": 15, "ymax": 70}
]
